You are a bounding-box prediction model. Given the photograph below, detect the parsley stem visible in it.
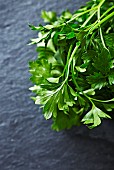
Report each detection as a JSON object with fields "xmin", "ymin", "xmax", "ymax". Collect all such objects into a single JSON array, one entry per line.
[
  {"xmin": 65, "ymin": 42, "xmax": 80, "ymax": 79},
  {"xmin": 98, "ymin": 0, "xmax": 105, "ymax": 7},
  {"xmin": 89, "ymin": 11, "xmax": 114, "ymax": 33},
  {"xmin": 97, "ymin": 1, "xmax": 107, "ymax": 49},
  {"xmin": 100, "ymin": 6, "xmax": 114, "ymax": 20},
  {"xmin": 56, "ymin": 6, "xmax": 98, "ymax": 29},
  {"xmin": 71, "ymin": 61, "xmax": 80, "ymax": 92},
  {"xmin": 81, "ymin": 10, "xmax": 97, "ymax": 28},
  {"xmin": 67, "ymin": 0, "xmax": 105, "ymax": 27},
  {"xmin": 48, "ymin": 43, "xmax": 80, "ymax": 96},
  {"xmin": 88, "ymin": 5, "xmax": 114, "ymax": 31},
  {"xmin": 62, "ymin": 44, "xmax": 73, "ymax": 76},
  {"xmin": 81, "ymin": 0, "xmax": 105, "ymax": 27},
  {"xmin": 89, "ymin": 98, "xmax": 114, "ymax": 103},
  {"xmin": 68, "ymin": 6, "xmax": 98, "ymax": 24}
]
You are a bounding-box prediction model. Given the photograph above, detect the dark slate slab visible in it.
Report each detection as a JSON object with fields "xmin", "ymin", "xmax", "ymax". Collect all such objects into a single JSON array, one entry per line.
[{"xmin": 0, "ymin": 0, "xmax": 114, "ymax": 170}]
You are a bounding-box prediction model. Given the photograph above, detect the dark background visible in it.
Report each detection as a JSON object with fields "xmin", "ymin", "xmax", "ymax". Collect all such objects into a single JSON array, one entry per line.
[{"xmin": 0, "ymin": 0, "xmax": 114, "ymax": 169}]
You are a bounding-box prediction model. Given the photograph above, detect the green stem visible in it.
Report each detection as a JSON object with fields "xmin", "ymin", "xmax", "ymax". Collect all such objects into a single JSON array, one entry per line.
[
  {"xmin": 98, "ymin": 0, "xmax": 105, "ymax": 7},
  {"xmin": 100, "ymin": 6, "xmax": 114, "ymax": 20},
  {"xmin": 67, "ymin": 6, "xmax": 98, "ymax": 24},
  {"xmin": 71, "ymin": 61, "xmax": 80, "ymax": 92},
  {"xmin": 62, "ymin": 44, "xmax": 73, "ymax": 76},
  {"xmin": 56, "ymin": 6, "xmax": 98, "ymax": 29},
  {"xmin": 88, "ymin": 11, "xmax": 114, "ymax": 33},
  {"xmin": 89, "ymin": 97, "xmax": 114, "ymax": 103},
  {"xmin": 85, "ymin": 5, "xmax": 114, "ymax": 33},
  {"xmin": 65, "ymin": 42, "xmax": 80, "ymax": 80},
  {"xmin": 81, "ymin": 10, "xmax": 97, "ymax": 28},
  {"xmin": 52, "ymin": 42, "xmax": 80, "ymax": 95},
  {"xmin": 97, "ymin": 2, "xmax": 107, "ymax": 49},
  {"xmin": 68, "ymin": 0, "xmax": 105, "ymax": 26}
]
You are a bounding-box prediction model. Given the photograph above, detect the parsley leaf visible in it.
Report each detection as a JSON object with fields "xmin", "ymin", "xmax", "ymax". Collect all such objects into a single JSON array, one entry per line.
[{"xmin": 81, "ymin": 105, "xmax": 111, "ymax": 129}]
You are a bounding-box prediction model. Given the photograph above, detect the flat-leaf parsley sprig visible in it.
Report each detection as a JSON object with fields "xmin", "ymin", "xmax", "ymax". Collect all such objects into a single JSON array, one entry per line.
[{"xmin": 29, "ymin": 0, "xmax": 114, "ymax": 131}]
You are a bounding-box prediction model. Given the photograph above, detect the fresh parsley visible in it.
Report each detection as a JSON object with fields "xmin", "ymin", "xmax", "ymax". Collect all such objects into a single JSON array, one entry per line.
[{"xmin": 29, "ymin": 0, "xmax": 114, "ymax": 131}]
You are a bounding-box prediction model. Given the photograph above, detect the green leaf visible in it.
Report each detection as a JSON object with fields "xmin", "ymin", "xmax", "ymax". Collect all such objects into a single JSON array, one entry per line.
[
  {"xmin": 76, "ymin": 31, "xmax": 86, "ymax": 41},
  {"xmin": 47, "ymin": 77, "xmax": 60, "ymax": 83},
  {"xmin": 62, "ymin": 10, "xmax": 72, "ymax": 19},
  {"xmin": 43, "ymin": 91, "xmax": 59, "ymax": 119},
  {"xmin": 40, "ymin": 83, "xmax": 61, "ymax": 90},
  {"xmin": 75, "ymin": 66, "xmax": 86, "ymax": 72},
  {"xmin": 93, "ymin": 112, "xmax": 101, "ymax": 127},
  {"xmin": 68, "ymin": 86, "xmax": 77, "ymax": 97},
  {"xmin": 87, "ymin": 72, "xmax": 107, "ymax": 89},
  {"xmin": 66, "ymin": 32, "xmax": 75, "ymax": 39},
  {"xmin": 30, "ymin": 96, "xmax": 37, "ymax": 101},
  {"xmin": 29, "ymin": 59, "xmax": 52, "ymax": 85},
  {"xmin": 29, "ymin": 85, "xmax": 40, "ymax": 91},
  {"xmin": 82, "ymin": 50, "xmax": 96, "ymax": 61},
  {"xmin": 82, "ymin": 88, "xmax": 95, "ymax": 95},
  {"xmin": 52, "ymin": 110, "xmax": 80, "ymax": 131},
  {"xmin": 82, "ymin": 105, "xmax": 111, "ymax": 129},
  {"xmin": 108, "ymin": 70, "xmax": 114, "ymax": 85},
  {"xmin": 63, "ymin": 84, "xmax": 70, "ymax": 102},
  {"xmin": 103, "ymin": 103, "xmax": 114, "ymax": 111},
  {"xmin": 58, "ymin": 92, "xmax": 65, "ymax": 110},
  {"xmin": 53, "ymin": 50, "xmax": 64, "ymax": 65},
  {"xmin": 37, "ymin": 45, "xmax": 54, "ymax": 53},
  {"xmin": 41, "ymin": 10, "xmax": 57, "ymax": 23},
  {"xmin": 78, "ymin": 96, "xmax": 85, "ymax": 106},
  {"xmin": 93, "ymin": 48, "xmax": 111, "ymax": 75},
  {"xmin": 29, "ymin": 24, "xmax": 44, "ymax": 31},
  {"xmin": 104, "ymin": 33, "xmax": 114, "ymax": 48},
  {"xmin": 44, "ymin": 25, "xmax": 54, "ymax": 29},
  {"xmin": 44, "ymin": 111, "xmax": 52, "ymax": 120}
]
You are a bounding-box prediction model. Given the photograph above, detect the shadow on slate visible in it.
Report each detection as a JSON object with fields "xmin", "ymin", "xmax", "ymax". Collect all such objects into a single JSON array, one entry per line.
[{"xmin": 0, "ymin": 0, "xmax": 114, "ymax": 170}]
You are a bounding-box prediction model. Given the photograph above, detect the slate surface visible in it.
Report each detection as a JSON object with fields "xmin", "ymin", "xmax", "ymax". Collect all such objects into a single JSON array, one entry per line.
[{"xmin": 0, "ymin": 0, "xmax": 114, "ymax": 170}]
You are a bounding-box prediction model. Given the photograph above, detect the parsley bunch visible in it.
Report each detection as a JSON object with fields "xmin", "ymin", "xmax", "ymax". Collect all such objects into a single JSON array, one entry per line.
[{"xmin": 29, "ymin": 0, "xmax": 114, "ymax": 131}]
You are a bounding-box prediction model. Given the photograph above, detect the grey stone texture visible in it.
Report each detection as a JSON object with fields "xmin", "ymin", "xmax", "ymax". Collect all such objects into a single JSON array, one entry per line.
[{"xmin": 0, "ymin": 0, "xmax": 114, "ymax": 169}]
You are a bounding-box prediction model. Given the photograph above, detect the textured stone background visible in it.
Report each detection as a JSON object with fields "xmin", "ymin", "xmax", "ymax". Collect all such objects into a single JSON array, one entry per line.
[{"xmin": 0, "ymin": 0, "xmax": 114, "ymax": 170}]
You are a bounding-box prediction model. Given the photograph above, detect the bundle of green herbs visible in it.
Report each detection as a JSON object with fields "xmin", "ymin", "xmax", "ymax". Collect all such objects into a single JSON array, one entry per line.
[{"xmin": 29, "ymin": 0, "xmax": 114, "ymax": 131}]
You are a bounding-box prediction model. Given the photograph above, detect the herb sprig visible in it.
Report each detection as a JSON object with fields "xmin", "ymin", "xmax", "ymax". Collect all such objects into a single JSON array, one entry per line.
[{"xmin": 29, "ymin": 0, "xmax": 114, "ymax": 131}]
